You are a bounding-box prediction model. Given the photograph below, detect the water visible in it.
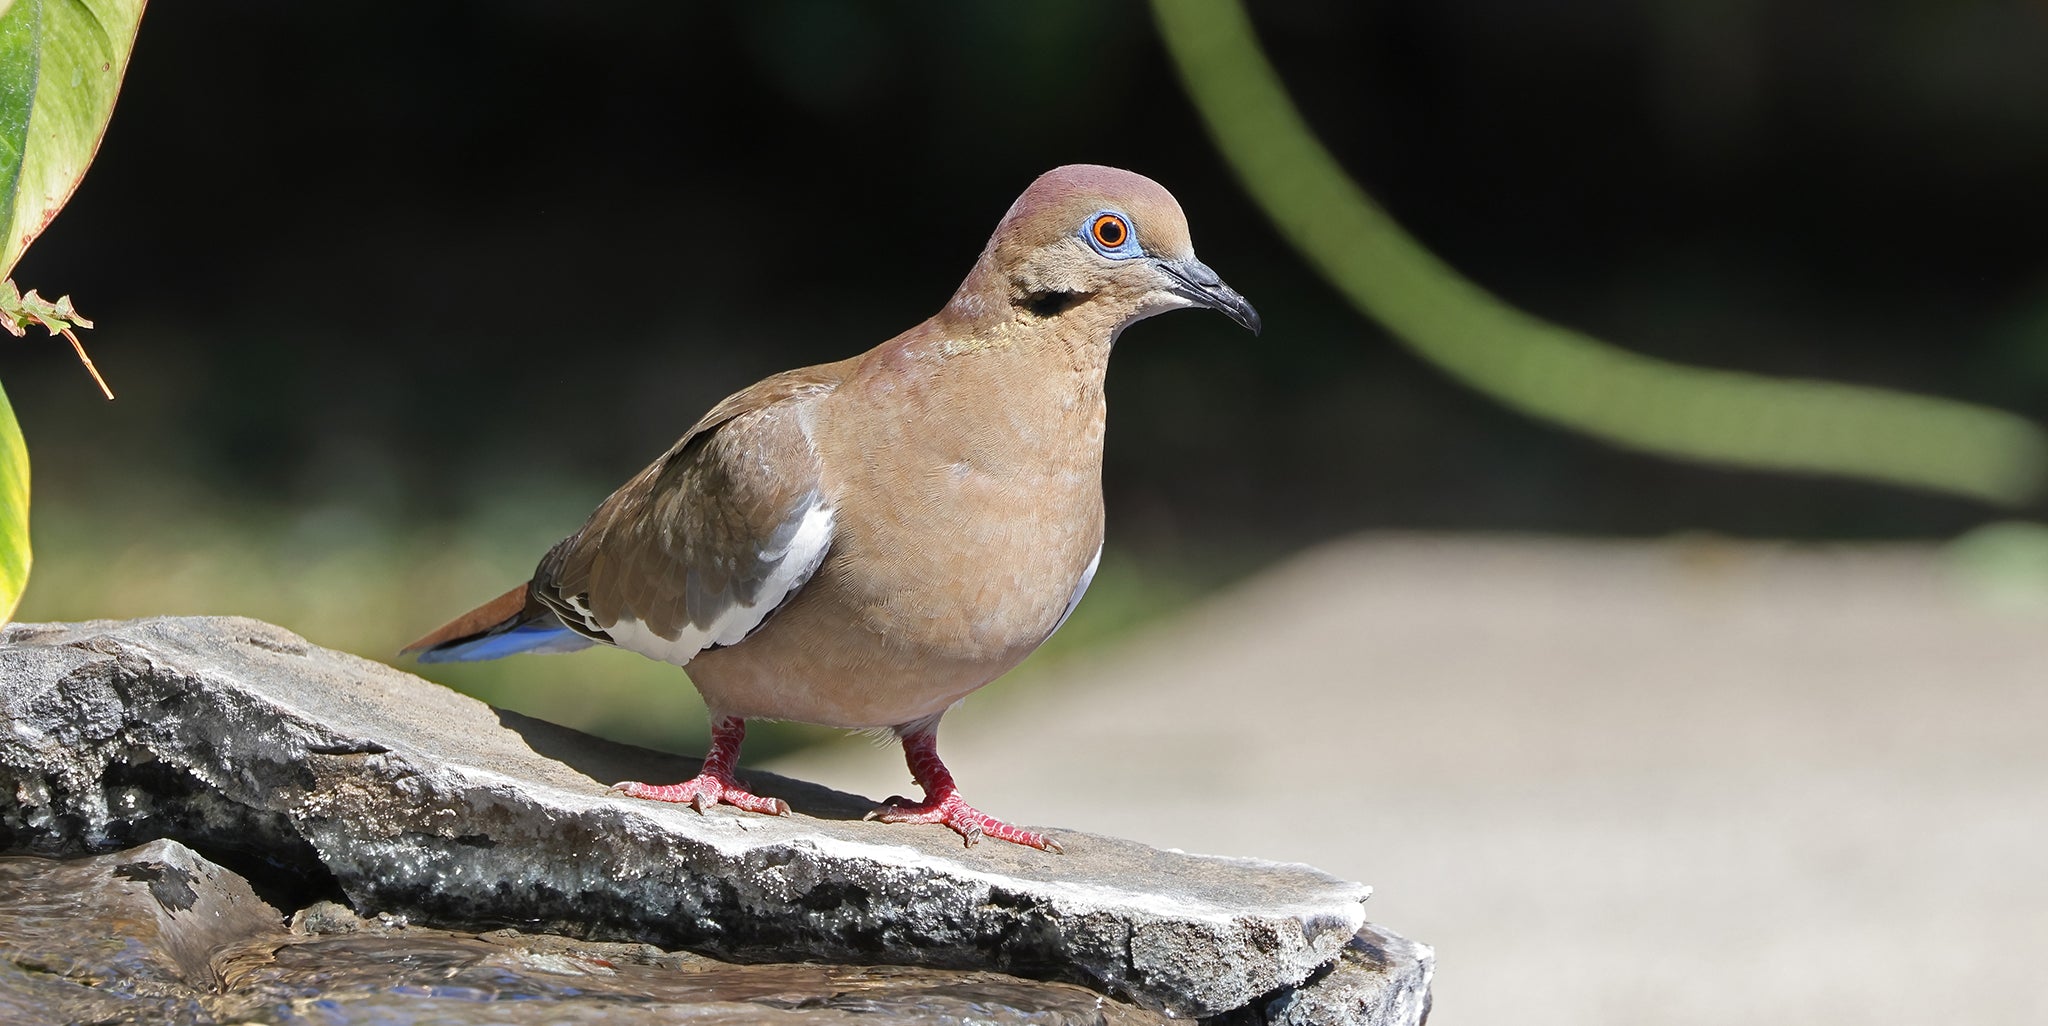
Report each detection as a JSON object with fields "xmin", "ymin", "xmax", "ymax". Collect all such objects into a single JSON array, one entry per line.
[{"xmin": 0, "ymin": 848, "xmax": 1165, "ymax": 1026}]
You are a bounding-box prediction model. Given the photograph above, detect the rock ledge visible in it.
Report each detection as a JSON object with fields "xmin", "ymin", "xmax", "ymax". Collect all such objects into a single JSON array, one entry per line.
[{"xmin": 0, "ymin": 617, "xmax": 1431, "ymax": 1023}]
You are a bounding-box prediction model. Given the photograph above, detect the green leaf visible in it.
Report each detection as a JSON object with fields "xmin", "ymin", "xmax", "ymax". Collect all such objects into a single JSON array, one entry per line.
[
  {"xmin": 0, "ymin": 0, "xmax": 149, "ymax": 279},
  {"xmin": 0, "ymin": 378, "xmax": 27, "ymax": 622}
]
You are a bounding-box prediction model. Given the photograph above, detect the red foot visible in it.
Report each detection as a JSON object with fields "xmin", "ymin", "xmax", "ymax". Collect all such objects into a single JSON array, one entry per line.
[
  {"xmin": 866, "ymin": 792, "xmax": 1061, "ymax": 852},
  {"xmin": 609, "ymin": 715, "xmax": 789, "ymax": 817},
  {"xmin": 866, "ymin": 726, "xmax": 1062, "ymax": 853},
  {"xmin": 611, "ymin": 774, "xmax": 790, "ymax": 816}
]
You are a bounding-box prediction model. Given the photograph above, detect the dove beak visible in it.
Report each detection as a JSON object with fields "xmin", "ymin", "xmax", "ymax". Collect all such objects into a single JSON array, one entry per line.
[{"xmin": 1156, "ymin": 256, "xmax": 1262, "ymax": 335}]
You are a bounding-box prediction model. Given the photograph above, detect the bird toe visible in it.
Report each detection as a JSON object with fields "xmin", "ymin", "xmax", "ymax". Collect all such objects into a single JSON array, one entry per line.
[{"xmin": 612, "ymin": 774, "xmax": 787, "ymax": 817}]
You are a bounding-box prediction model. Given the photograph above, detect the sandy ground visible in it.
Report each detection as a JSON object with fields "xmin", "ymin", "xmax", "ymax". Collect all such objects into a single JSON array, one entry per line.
[{"xmin": 765, "ymin": 535, "xmax": 2048, "ymax": 1026}]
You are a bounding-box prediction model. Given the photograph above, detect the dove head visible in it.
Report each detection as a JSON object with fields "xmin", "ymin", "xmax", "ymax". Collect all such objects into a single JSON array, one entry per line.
[{"xmin": 944, "ymin": 164, "xmax": 1261, "ymax": 338}]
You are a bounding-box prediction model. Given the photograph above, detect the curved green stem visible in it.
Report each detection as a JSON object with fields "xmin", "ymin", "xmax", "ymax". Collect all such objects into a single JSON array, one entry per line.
[{"xmin": 1152, "ymin": 0, "xmax": 2046, "ymax": 507}]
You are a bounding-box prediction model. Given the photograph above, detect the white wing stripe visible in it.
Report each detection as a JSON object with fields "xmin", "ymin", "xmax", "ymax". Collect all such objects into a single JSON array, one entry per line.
[
  {"xmin": 607, "ymin": 500, "xmax": 835, "ymax": 667},
  {"xmin": 1047, "ymin": 543, "xmax": 1102, "ymax": 640}
]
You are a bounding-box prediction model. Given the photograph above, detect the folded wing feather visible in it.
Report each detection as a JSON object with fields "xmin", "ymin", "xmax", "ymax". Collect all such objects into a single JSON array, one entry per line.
[{"xmin": 530, "ymin": 364, "xmax": 848, "ymax": 667}]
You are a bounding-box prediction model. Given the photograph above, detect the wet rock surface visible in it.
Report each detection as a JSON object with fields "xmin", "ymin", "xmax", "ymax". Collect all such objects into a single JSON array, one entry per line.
[
  {"xmin": 0, "ymin": 839, "xmax": 1169, "ymax": 1024},
  {"xmin": 0, "ymin": 617, "xmax": 1432, "ymax": 1023}
]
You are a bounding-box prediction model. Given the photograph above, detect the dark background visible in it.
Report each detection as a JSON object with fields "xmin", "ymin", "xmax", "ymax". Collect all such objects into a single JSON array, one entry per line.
[{"xmin": 10, "ymin": 0, "xmax": 2048, "ymax": 551}]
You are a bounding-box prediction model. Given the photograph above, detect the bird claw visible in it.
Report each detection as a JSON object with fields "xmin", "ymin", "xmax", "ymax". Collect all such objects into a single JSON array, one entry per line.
[
  {"xmin": 865, "ymin": 795, "xmax": 913, "ymax": 821},
  {"xmin": 864, "ymin": 793, "xmax": 1057, "ymax": 852},
  {"xmin": 611, "ymin": 775, "xmax": 789, "ymax": 817}
]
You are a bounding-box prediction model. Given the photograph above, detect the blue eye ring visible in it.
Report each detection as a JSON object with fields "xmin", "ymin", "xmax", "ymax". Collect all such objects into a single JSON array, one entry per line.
[{"xmin": 1085, "ymin": 211, "xmax": 1139, "ymax": 257}]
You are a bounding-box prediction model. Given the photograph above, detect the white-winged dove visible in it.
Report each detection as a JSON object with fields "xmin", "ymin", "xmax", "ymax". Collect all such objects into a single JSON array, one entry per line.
[{"xmin": 405, "ymin": 165, "xmax": 1258, "ymax": 852}]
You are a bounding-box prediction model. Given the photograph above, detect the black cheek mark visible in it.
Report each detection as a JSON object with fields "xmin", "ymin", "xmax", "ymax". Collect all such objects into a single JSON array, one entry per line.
[{"xmin": 1023, "ymin": 291, "xmax": 1087, "ymax": 318}]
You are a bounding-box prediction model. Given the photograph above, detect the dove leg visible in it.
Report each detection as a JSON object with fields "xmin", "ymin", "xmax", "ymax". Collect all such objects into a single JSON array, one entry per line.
[
  {"xmin": 868, "ymin": 725, "xmax": 1062, "ymax": 853},
  {"xmin": 612, "ymin": 715, "xmax": 790, "ymax": 816}
]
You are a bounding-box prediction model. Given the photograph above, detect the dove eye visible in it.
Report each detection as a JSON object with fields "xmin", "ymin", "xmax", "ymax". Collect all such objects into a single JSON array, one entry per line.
[
  {"xmin": 1092, "ymin": 214, "xmax": 1127, "ymax": 248},
  {"xmin": 1085, "ymin": 212, "xmax": 1136, "ymax": 257}
]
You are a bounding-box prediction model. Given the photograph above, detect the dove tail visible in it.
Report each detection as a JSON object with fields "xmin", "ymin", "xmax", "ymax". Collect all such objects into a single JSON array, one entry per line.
[{"xmin": 402, "ymin": 582, "xmax": 594, "ymax": 663}]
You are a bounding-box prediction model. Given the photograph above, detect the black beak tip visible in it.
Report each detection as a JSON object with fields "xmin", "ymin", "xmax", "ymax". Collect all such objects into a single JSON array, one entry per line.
[
  {"xmin": 1214, "ymin": 292, "xmax": 1260, "ymax": 336},
  {"xmin": 1159, "ymin": 256, "xmax": 1263, "ymax": 336}
]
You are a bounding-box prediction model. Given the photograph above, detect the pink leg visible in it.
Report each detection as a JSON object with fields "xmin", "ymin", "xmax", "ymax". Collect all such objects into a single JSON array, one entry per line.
[
  {"xmin": 866, "ymin": 727, "xmax": 1062, "ymax": 853},
  {"xmin": 611, "ymin": 716, "xmax": 790, "ymax": 816}
]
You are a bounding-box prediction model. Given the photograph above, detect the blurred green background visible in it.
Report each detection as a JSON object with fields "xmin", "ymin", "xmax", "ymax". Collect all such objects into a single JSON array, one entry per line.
[{"xmin": 7, "ymin": 1, "xmax": 2047, "ymax": 755}]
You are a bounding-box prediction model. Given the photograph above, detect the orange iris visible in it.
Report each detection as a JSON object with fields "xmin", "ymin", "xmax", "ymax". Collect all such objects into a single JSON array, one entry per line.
[{"xmin": 1092, "ymin": 214, "xmax": 1127, "ymax": 249}]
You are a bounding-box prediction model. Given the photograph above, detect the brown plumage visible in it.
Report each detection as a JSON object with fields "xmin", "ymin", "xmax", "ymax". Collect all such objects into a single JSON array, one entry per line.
[{"xmin": 405, "ymin": 164, "xmax": 1259, "ymax": 851}]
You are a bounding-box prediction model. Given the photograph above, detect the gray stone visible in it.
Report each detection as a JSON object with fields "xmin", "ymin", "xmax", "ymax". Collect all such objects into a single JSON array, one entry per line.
[
  {"xmin": 0, "ymin": 616, "xmax": 1430, "ymax": 1022},
  {"xmin": 1263, "ymin": 924, "xmax": 1436, "ymax": 1026},
  {"xmin": 0, "ymin": 836, "xmax": 290, "ymax": 1024},
  {"xmin": 0, "ymin": 838, "xmax": 1175, "ymax": 1024}
]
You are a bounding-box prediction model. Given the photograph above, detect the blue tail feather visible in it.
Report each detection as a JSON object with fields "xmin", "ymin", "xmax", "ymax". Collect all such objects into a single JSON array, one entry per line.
[{"xmin": 414, "ymin": 623, "xmax": 594, "ymax": 663}]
